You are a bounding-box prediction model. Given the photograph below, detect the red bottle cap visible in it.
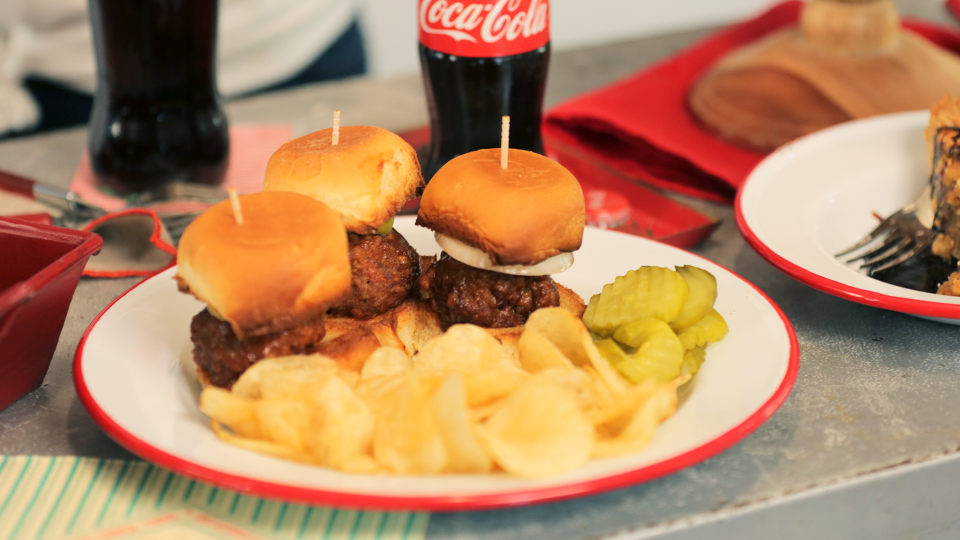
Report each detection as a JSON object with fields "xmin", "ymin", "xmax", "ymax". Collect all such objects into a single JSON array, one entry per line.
[{"xmin": 584, "ymin": 188, "xmax": 631, "ymax": 229}]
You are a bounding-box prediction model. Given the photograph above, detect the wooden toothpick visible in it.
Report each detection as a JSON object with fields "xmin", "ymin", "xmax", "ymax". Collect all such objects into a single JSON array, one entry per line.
[
  {"xmin": 332, "ymin": 110, "xmax": 341, "ymax": 145},
  {"xmin": 228, "ymin": 187, "xmax": 244, "ymax": 225},
  {"xmin": 501, "ymin": 115, "xmax": 510, "ymax": 169}
]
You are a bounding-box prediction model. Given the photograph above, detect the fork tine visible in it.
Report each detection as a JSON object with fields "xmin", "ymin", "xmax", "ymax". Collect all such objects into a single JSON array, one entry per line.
[
  {"xmin": 858, "ymin": 236, "xmax": 913, "ymax": 266},
  {"xmin": 864, "ymin": 239, "xmax": 931, "ymax": 274},
  {"xmin": 844, "ymin": 233, "xmax": 903, "ymax": 264},
  {"xmin": 857, "ymin": 237, "xmax": 913, "ymax": 268},
  {"xmin": 864, "ymin": 236, "xmax": 934, "ymax": 274},
  {"xmin": 835, "ymin": 214, "xmax": 902, "ymax": 257}
]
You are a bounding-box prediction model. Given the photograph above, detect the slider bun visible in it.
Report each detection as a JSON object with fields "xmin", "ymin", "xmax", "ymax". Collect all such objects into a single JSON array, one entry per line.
[
  {"xmin": 176, "ymin": 191, "xmax": 351, "ymax": 339},
  {"xmin": 263, "ymin": 126, "xmax": 423, "ymax": 234},
  {"xmin": 416, "ymin": 148, "xmax": 585, "ymax": 266}
]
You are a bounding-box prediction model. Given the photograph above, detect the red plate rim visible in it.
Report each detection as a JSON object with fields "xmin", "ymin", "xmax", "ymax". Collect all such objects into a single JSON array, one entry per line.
[
  {"xmin": 735, "ymin": 185, "xmax": 960, "ymax": 320},
  {"xmin": 74, "ymin": 257, "xmax": 799, "ymax": 512}
]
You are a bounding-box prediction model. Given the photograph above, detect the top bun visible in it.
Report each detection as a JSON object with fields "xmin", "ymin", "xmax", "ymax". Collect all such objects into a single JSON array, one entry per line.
[
  {"xmin": 416, "ymin": 149, "xmax": 585, "ymax": 266},
  {"xmin": 263, "ymin": 125, "xmax": 423, "ymax": 234},
  {"xmin": 176, "ymin": 191, "xmax": 351, "ymax": 339}
]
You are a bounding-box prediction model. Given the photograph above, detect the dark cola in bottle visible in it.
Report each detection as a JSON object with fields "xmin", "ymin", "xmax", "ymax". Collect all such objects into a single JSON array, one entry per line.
[
  {"xmin": 88, "ymin": 0, "xmax": 229, "ymax": 195},
  {"xmin": 418, "ymin": 0, "xmax": 550, "ymax": 181}
]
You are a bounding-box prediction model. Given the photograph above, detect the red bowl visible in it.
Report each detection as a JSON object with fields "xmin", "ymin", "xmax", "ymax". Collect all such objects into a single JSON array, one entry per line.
[{"xmin": 0, "ymin": 217, "xmax": 102, "ymax": 411}]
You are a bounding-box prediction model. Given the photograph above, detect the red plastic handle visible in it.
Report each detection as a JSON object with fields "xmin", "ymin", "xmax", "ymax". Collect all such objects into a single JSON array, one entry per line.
[{"xmin": 0, "ymin": 169, "xmax": 36, "ymax": 198}]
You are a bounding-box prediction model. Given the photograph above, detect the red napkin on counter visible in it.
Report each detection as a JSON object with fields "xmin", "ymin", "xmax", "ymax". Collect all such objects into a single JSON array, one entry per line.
[{"xmin": 545, "ymin": 0, "xmax": 960, "ymax": 204}]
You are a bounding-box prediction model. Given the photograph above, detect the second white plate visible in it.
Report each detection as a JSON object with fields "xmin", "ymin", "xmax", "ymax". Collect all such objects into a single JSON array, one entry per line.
[{"xmin": 737, "ymin": 110, "xmax": 960, "ymax": 324}]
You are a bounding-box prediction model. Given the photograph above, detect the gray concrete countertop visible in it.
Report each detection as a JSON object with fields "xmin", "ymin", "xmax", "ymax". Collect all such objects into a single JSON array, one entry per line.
[{"xmin": 3, "ymin": 1, "xmax": 960, "ymax": 538}]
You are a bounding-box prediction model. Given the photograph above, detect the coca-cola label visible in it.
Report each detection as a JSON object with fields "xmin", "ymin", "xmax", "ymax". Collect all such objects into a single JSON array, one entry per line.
[{"xmin": 418, "ymin": 0, "xmax": 549, "ymax": 57}]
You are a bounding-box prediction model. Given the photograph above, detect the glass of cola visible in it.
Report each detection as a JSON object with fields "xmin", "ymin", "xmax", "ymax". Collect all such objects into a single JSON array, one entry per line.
[{"xmin": 87, "ymin": 0, "xmax": 230, "ymax": 195}]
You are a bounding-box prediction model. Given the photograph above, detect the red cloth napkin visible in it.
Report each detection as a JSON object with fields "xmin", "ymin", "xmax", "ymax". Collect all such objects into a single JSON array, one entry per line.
[{"xmin": 544, "ymin": 0, "xmax": 960, "ymax": 203}]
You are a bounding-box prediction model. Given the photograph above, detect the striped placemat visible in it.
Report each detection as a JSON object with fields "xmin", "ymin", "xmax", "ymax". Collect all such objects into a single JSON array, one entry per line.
[{"xmin": 0, "ymin": 456, "xmax": 428, "ymax": 540}]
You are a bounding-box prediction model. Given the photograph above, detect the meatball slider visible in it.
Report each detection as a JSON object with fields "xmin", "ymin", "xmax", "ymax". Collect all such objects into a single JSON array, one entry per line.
[
  {"xmin": 263, "ymin": 125, "xmax": 424, "ymax": 320},
  {"xmin": 416, "ymin": 148, "xmax": 586, "ymax": 329},
  {"xmin": 176, "ymin": 191, "xmax": 351, "ymax": 388}
]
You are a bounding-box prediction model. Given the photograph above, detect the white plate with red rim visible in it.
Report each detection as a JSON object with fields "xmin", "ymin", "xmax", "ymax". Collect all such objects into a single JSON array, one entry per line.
[
  {"xmin": 75, "ymin": 216, "xmax": 798, "ymax": 511},
  {"xmin": 736, "ymin": 110, "xmax": 960, "ymax": 325}
]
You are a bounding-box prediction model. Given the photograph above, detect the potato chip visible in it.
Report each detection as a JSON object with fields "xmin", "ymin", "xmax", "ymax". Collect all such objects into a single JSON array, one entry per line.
[
  {"xmin": 590, "ymin": 379, "xmax": 662, "ymax": 429},
  {"xmin": 317, "ymin": 327, "xmax": 382, "ymax": 372},
  {"xmin": 518, "ymin": 329, "xmax": 575, "ymax": 373},
  {"xmin": 211, "ymin": 421, "xmax": 314, "ymax": 464},
  {"xmin": 534, "ymin": 367, "xmax": 603, "ymax": 415},
  {"xmin": 469, "ymin": 402, "xmax": 500, "ymax": 423},
  {"xmin": 462, "ymin": 368, "xmax": 530, "ymax": 407},
  {"xmin": 431, "ymin": 373, "xmax": 493, "ymax": 473},
  {"xmin": 372, "ymin": 374, "xmax": 447, "ymax": 474},
  {"xmin": 414, "ymin": 324, "xmax": 514, "ymax": 375},
  {"xmin": 368, "ymin": 320, "xmax": 406, "ymax": 351},
  {"xmin": 360, "ymin": 347, "xmax": 412, "ymax": 381},
  {"xmin": 354, "ymin": 375, "xmax": 405, "ymax": 412},
  {"xmin": 232, "ymin": 355, "xmax": 338, "ymax": 400},
  {"xmin": 477, "ymin": 376, "xmax": 594, "ymax": 478},
  {"xmin": 579, "ymin": 365, "xmax": 621, "ymax": 411},
  {"xmin": 525, "ymin": 307, "xmax": 629, "ymax": 396},
  {"xmin": 306, "ymin": 376, "xmax": 374, "ymax": 469},
  {"xmin": 199, "ymin": 387, "xmax": 261, "ymax": 438},
  {"xmin": 254, "ymin": 399, "xmax": 310, "ymax": 452},
  {"xmin": 337, "ymin": 455, "xmax": 384, "ymax": 474},
  {"xmin": 592, "ymin": 379, "xmax": 682, "ymax": 458}
]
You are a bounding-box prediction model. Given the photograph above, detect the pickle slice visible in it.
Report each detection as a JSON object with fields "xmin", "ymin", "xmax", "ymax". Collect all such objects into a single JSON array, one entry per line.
[
  {"xmin": 584, "ymin": 267, "xmax": 688, "ymax": 337},
  {"xmin": 582, "ymin": 294, "xmax": 600, "ymax": 329},
  {"xmin": 671, "ymin": 266, "xmax": 718, "ymax": 331},
  {"xmin": 609, "ymin": 318, "xmax": 683, "ymax": 383},
  {"xmin": 588, "ymin": 283, "xmax": 619, "ymax": 337},
  {"xmin": 677, "ymin": 309, "xmax": 729, "ymax": 351},
  {"xmin": 680, "ymin": 346, "xmax": 707, "ymax": 378},
  {"xmin": 611, "ymin": 317, "xmax": 661, "ymax": 348}
]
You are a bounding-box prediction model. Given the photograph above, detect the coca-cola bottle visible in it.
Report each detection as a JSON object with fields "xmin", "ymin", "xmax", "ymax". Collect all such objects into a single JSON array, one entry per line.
[
  {"xmin": 87, "ymin": 0, "xmax": 229, "ymax": 195},
  {"xmin": 418, "ymin": 0, "xmax": 550, "ymax": 181}
]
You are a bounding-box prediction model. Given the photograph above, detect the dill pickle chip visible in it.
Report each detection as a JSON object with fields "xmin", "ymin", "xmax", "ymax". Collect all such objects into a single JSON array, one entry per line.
[
  {"xmin": 671, "ymin": 266, "xmax": 718, "ymax": 331},
  {"xmin": 609, "ymin": 319, "xmax": 683, "ymax": 383},
  {"xmin": 588, "ymin": 283, "xmax": 620, "ymax": 337},
  {"xmin": 680, "ymin": 346, "xmax": 707, "ymax": 379},
  {"xmin": 613, "ymin": 317, "xmax": 668, "ymax": 348},
  {"xmin": 606, "ymin": 267, "xmax": 690, "ymax": 330},
  {"xmin": 594, "ymin": 339, "xmax": 630, "ymax": 368},
  {"xmin": 677, "ymin": 309, "xmax": 729, "ymax": 350},
  {"xmin": 582, "ymin": 294, "xmax": 600, "ymax": 329}
]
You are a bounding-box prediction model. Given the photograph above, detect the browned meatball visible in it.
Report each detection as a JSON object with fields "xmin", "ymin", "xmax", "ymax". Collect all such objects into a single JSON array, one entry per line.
[
  {"xmin": 330, "ymin": 230, "xmax": 421, "ymax": 320},
  {"xmin": 420, "ymin": 253, "xmax": 560, "ymax": 328},
  {"xmin": 190, "ymin": 309, "xmax": 326, "ymax": 388}
]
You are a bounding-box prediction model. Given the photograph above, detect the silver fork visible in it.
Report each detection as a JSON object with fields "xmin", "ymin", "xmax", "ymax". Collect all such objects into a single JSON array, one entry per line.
[
  {"xmin": 0, "ymin": 168, "xmax": 226, "ymax": 244},
  {"xmin": 835, "ymin": 186, "xmax": 935, "ymax": 275},
  {"xmin": 125, "ymin": 182, "xmax": 228, "ymax": 244}
]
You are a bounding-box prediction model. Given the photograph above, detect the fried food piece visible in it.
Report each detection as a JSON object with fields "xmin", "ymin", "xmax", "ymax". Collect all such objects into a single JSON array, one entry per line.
[
  {"xmin": 419, "ymin": 254, "xmax": 560, "ymax": 328},
  {"xmin": 190, "ymin": 308, "xmax": 326, "ymax": 388},
  {"xmin": 330, "ymin": 230, "xmax": 421, "ymax": 320},
  {"xmin": 937, "ymin": 271, "xmax": 960, "ymax": 296}
]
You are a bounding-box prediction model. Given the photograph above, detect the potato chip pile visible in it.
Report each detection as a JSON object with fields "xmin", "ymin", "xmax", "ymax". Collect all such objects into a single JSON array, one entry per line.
[
  {"xmin": 199, "ymin": 307, "xmax": 689, "ymax": 478},
  {"xmin": 583, "ymin": 266, "xmax": 728, "ymax": 384}
]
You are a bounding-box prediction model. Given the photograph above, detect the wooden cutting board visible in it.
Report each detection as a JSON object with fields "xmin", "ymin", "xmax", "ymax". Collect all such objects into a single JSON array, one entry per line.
[{"xmin": 688, "ymin": 0, "xmax": 960, "ymax": 152}]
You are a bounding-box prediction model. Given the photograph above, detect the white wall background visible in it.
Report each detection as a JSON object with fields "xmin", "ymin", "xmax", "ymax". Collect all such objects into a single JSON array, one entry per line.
[{"xmin": 359, "ymin": 0, "xmax": 777, "ymax": 77}]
